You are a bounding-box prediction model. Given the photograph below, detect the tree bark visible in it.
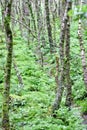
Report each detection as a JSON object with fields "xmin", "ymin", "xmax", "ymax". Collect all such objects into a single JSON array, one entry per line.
[
  {"xmin": 65, "ymin": 13, "xmax": 72, "ymax": 108},
  {"xmin": 78, "ymin": 20, "xmax": 87, "ymax": 91},
  {"xmin": 35, "ymin": 0, "xmax": 44, "ymax": 68},
  {"xmin": 52, "ymin": 1, "xmax": 72, "ymax": 113},
  {"xmin": 2, "ymin": 0, "xmax": 13, "ymax": 130},
  {"xmin": 27, "ymin": 0, "xmax": 37, "ymax": 32},
  {"xmin": 45, "ymin": 0, "xmax": 54, "ymax": 53},
  {"xmin": 13, "ymin": 60, "xmax": 24, "ymax": 88},
  {"xmin": 78, "ymin": 0, "xmax": 87, "ymax": 91}
]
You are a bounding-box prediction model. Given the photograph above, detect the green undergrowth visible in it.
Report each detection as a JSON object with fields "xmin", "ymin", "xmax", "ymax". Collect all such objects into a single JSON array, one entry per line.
[
  {"xmin": 0, "ymin": 21, "xmax": 87, "ymax": 129},
  {"xmin": 76, "ymin": 98, "xmax": 87, "ymax": 115}
]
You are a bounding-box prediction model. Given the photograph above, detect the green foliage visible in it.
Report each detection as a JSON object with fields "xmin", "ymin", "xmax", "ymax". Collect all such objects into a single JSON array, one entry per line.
[
  {"xmin": 56, "ymin": 107, "xmax": 85, "ymax": 130},
  {"xmin": 68, "ymin": 9, "xmax": 74, "ymax": 17},
  {"xmin": 0, "ymin": 18, "xmax": 87, "ymax": 130},
  {"xmin": 82, "ymin": 103, "xmax": 87, "ymax": 115},
  {"xmin": 78, "ymin": 99, "xmax": 87, "ymax": 115},
  {"xmin": 68, "ymin": 5, "xmax": 87, "ymax": 21}
]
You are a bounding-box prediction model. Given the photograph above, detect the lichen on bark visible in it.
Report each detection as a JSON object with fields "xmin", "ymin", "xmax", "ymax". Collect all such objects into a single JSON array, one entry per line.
[{"xmin": 2, "ymin": 0, "xmax": 13, "ymax": 130}]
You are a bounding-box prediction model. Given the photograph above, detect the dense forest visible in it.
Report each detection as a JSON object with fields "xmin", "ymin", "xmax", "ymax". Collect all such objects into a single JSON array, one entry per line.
[{"xmin": 0, "ymin": 0, "xmax": 87, "ymax": 130}]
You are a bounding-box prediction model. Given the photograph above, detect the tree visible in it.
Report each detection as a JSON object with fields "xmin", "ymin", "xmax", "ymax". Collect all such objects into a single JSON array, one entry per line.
[
  {"xmin": 27, "ymin": 0, "xmax": 37, "ymax": 32},
  {"xmin": 52, "ymin": 0, "xmax": 72, "ymax": 113},
  {"xmin": 45, "ymin": 0, "xmax": 54, "ymax": 53},
  {"xmin": 78, "ymin": 0, "xmax": 87, "ymax": 91},
  {"xmin": 2, "ymin": 0, "xmax": 13, "ymax": 129},
  {"xmin": 65, "ymin": 5, "xmax": 72, "ymax": 107}
]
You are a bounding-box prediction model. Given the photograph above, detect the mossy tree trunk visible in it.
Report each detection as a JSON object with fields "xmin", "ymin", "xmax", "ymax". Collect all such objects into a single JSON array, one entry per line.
[
  {"xmin": 52, "ymin": 1, "xmax": 72, "ymax": 113},
  {"xmin": 2, "ymin": 0, "xmax": 13, "ymax": 130},
  {"xmin": 65, "ymin": 2, "xmax": 72, "ymax": 107}
]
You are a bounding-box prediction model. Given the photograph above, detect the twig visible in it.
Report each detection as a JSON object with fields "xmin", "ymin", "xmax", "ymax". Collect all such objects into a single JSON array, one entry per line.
[{"xmin": 11, "ymin": 16, "xmax": 37, "ymax": 39}]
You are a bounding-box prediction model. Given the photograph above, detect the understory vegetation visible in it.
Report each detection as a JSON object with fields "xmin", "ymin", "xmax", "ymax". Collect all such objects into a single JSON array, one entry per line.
[{"xmin": 0, "ymin": 20, "xmax": 87, "ymax": 129}]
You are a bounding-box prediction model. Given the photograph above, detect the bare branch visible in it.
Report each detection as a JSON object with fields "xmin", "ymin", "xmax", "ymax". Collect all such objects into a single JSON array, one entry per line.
[{"xmin": 11, "ymin": 16, "xmax": 37, "ymax": 39}]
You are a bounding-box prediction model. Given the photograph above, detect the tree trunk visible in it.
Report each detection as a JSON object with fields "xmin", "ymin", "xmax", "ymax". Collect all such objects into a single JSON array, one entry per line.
[
  {"xmin": 13, "ymin": 60, "xmax": 24, "ymax": 88},
  {"xmin": 78, "ymin": 20, "xmax": 87, "ymax": 91},
  {"xmin": 55, "ymin": 55, "xmax": 59, "ymax": 93},
  {"xmin": 65, "ymin": 11, "xmax": 72, "ymax": 108},
  {"xmin": 45, "ymin": 0, "xmax": 54, "ymax": 53},
  {"xmin": 78, "ymin": 0, "xmax": 87, "ymax": 91},
  {"xmin": 35, "ymin": 0, "xmax": 44, "ymax": 68},
  {"xmin": 2, "ymin": 0, "xmax": 13, "ymax": 130},
  {"xmin": 52, "ymin": 1, "xmax": 72, "ymax": 113},
  {"xmin": 27, "ymin": 0, "xmax": 37, "ymax": 32}
]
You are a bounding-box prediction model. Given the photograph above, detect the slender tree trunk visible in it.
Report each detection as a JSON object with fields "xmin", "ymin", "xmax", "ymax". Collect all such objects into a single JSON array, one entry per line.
[
  {"xmin": 35, "ymin": 0, "xmax": 44, "ymax": 68},
  {"xmin": 78, "ymin": 0, "xmax": 87, "ymax": 91},
  {"xmin": 13, "ymin": 60, "xmax": 24, "ymax": 88},
  {"xmin": 55, "ymin": 56, "xmax": 59, "ymax": 93},
  {"xmin": 18, "ymin": 0, "xmax": 24, "ymax": 37},
  {"xmin": 58, "ymin": 0, "xmax": 61, "ymax": 17},
  {"xmin": 65, "ymin": 12, "xmax": 72, "ymax": 107},
  {"xmin": 2, "ymin": 0, "xmax": 13, "ymax": 130},
  {"xmin": 58, "ymin": 0, "xmax": 66, "ymax": 21},
  {"xmin": 45, "ymin": 0, "xmax": 54, "ymax": 53},
  {"xmin": 27, "ymin": 0, "xmax": 37, "ymax": 32},
  {"xmin": 78, "ymin": 20, "xmax": 87, "ymax": 91},
  {"xmin": 52, "ymin": 1, "xmax": 72, "ymax": 113}
]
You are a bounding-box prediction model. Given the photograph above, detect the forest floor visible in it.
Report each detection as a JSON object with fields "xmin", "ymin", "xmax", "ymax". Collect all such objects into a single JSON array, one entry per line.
[{"xmin": 0, "ymin": 25, "xmax": 87, "ymax": 129}]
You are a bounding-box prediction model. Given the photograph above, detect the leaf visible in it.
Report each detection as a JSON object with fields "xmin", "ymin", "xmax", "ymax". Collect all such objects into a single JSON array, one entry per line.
[{"xmin": 68, "ymin": 9, "xmax": 74, "ymax": 17}]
